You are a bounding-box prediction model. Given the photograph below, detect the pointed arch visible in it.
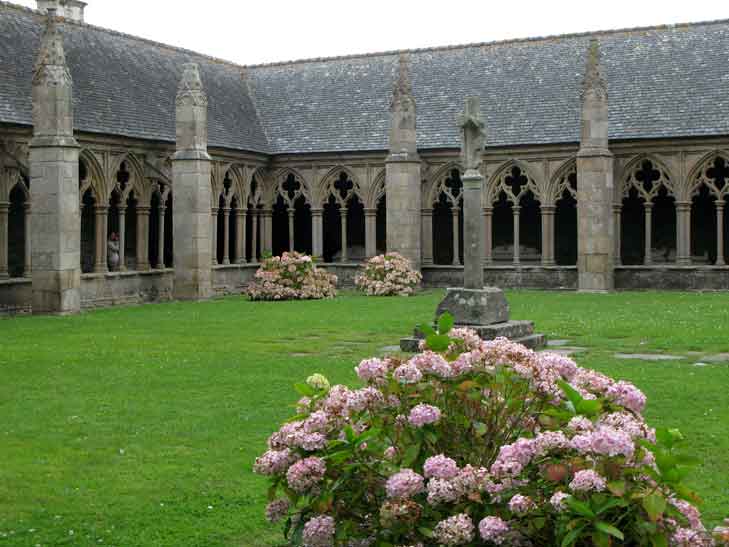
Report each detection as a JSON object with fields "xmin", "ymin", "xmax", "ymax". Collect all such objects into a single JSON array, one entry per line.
[
  {"xmin": 318, "ymin": 165, "xmax": 362, "ymax": 206},
  {"xmin": 687, "ymin": 150, "xmax": 729, "ymax": 199},
  {"xmin": 365, "ymin": 169, "xmax": 386, "ymax": 209},
  {"xmin": 487, "ymin": 159, "xmax": 542, "ymax": 204},
  {"xmin": 79, "ymin": 149, "xmax": 105, "ymax": 200},
  {"xmin": 548, "ymin": 158, "xmax": 577, "ymax": 205},
  {"xmin": 620, "ymin": 153, "xmax": 675, "ymax": 201},
  {"xmin": 110, "ymin": 152, "xmax": 145, "ymax": 201},
  {"xmin": 426, "ymin": 161, "xmax": 463, "ymax": 206}
]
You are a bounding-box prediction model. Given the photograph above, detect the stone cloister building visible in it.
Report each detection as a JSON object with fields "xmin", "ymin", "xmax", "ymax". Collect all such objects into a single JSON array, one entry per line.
[{"xmin": 1, "ymin": 1, "xmax": 729, "ymax": 313}]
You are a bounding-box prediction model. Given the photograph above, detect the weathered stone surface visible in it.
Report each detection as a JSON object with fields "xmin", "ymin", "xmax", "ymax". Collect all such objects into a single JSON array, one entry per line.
[
  {"xmin": 614, "ymin": 353, "xmax": 682, "ymax": 361},
  {"xmin": 435, "ymin": 287, "xmax": 509, "ymax": 326},
  {"xmin": 547, "ymin": 339, "xmax": 571, "ymax": 347}
]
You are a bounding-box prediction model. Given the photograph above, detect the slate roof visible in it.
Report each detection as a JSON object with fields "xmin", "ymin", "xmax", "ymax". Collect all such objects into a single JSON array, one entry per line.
[{"xmin": 1, "ymin": 1, "xmax": 729, "ymax": 156}]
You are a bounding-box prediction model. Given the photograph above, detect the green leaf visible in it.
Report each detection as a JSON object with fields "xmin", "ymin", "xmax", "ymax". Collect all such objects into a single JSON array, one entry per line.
[
  {"xmin": 437, "ymin": 312, "xmax": 454, "ymax": 335},
  {"xmin": 418, "ymin": 527, "xmax": 434, "ymax": 538},
  {"xmin": 561, "ymin": 524, "xmax": 587, "ymax": 547},
  {"xmin": 576, "ymin": 398, "xmax": 602, "ymax": 417},
  {"xmin": 402, "ymin": 442, "xmax": 421, "ymax": 467},
  {"xmin": 566, "ymin": 497, "xmax": 595, "ymax": 518},
  {"xmin": 473, "ymin": 421, "xmax": 488, "ymax": 437},
  {"xmin": 293, "ymin": 382, "xmax": 315, "ymax": 397},
  {"xmin": 595, "ymin": 521, "xmax": 624, "ymax": 540},
  {"xmin": 642, "ymin": 491, "xmax": 667, "ymax": 522},
  {"xmin": 418, "ymin": 323, "xmax": 436, "ymax": 338},
  {"xmin": 650, "ymin": 533, "xmax": 669, "ymax": 547},
  {"xmin": 606, "ymin": 480, "xmax": 626, "ymax": 497},
  {"xmin": 591, "ymin": 531, "xmax": 611, "ymax": 547},
  {"xmin": 558, "ymin": 379, "xmax": 584, "ymax": 409},
  {"xmin": 426, "ymin": 334, "xmax": 451, "ymax": 352}
]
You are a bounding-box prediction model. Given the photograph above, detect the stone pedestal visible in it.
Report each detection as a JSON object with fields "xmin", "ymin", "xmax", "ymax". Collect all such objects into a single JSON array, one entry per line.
[
  {"xmin": 435, "ymin": 287, "xmax": 509, "ymax": 326},
  {"xmin": 462, "ymin": 171, "xmax": 484, "ymax": 289}
]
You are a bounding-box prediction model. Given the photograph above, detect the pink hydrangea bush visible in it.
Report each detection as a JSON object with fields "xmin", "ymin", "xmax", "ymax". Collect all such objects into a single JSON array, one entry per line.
[
  {"xmin": 246, "ymin": 252, "xmax": 337, "ymax": 301},
  {"xmin": 354, "ymin": 252, "xmax": 422, "ymax": 296},
  {"xmin": 255, "ymin": 321, "xmax": 727, "ymax": 546}
]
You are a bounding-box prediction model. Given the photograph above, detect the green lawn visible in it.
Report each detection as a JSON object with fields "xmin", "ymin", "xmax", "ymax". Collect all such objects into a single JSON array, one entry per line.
[{"xmin": 1, "ymin": 291, "xmax": 728, "ymax": 546}]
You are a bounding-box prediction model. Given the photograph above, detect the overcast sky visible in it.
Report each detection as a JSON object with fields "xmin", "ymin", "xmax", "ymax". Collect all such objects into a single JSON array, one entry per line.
[{"xmin": 14, "ymin": 0, "xmax": 729, "ymax": 65}]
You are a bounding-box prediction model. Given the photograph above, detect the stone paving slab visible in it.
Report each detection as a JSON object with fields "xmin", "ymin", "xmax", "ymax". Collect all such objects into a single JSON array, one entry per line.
[
  {"xmin": 703, "ymin": 353, "xmax": 729, "ymax": 363},
  {"xmin": 542, "ymin": 347, "xmax": 588, "ymax": 357},
  {"xmin": 614, "ymin": 353, "xmax": 683, "ymax": 361},
  {"xmin": 380, "ymin": 345, "xmax": 402, "ymax": 353},
  {"xmin": 546, "ymin": 339, "xmax": 571, "ymax": 347}
]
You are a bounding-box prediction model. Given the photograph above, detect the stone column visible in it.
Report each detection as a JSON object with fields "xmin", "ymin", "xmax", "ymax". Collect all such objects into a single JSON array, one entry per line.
[
  {"xmin": 288, "ymin": 208, "xmax": 295, "ymax": 252},
  {"xmin": 462, "ymin": 171, "xmax": 484, "ymax": 289},
  {"xmin": 364, "ymin": 208, "xmax": 377, "ymax": 258},
  {"xmin": 716, "ymin": 201, "xmax": 725, "ymax": 266},
  {"xmin": 386, "ymin": 54, "xmax": 421, "ymax": 269},
  {"xmin": 210, "ymin": 208, "xmax": 218, "ymax": 266},
  {"xmin": 613, "ymin": 205, "xmax": 622, "ymax": 266},
  {"xmin": 136, "ymin": 206, "xmax": 150, "ymax": 270},
  {"xmin": 311, "ymin": 208, "xmax": 323, "ymax": 260},
  {"xmin": 251, "ymin": 208, "xmax": 259, "ymax": 262},
  {"xmin": 221, "ymin": 207, "xmax": 231, "ymax": 265},
  {"xmin": 23, "ymin": 203, "xmax": 32, "ymax": 276},
  {"xmin": 0, "ymin": 202, "xmax": 8, "ymax": 278},
  {"xmin": 172, "ymin": 62, "xmax": 212, "ymax": 299},
  {"xmin": 30, "ymin": 10, "xmax": 81, "ymax": 313},
  {"xmin": 576, "ymin": 39, "xmax": 614, "ymax": 291},
  {"xmin": 262, "ymin": 208, "xmax": 273, "ymax": 255},
  {"xmin": 451, "ymin": 207, "xmax": 460, "ymax": 265},
  {"xmin": 236, "ymin": 209, "xmax": 246, "ymax": 264},
  {"xmin": 340, "ymin": 206, "xmax": 348, "ymax": 262},
  {"xmin": 93, "ymin": 205, "xmax": 108, "ymax": 273},
  {"xmin": 157, "ymin": 206, "xmax": 166, "ymax": 268},
  {"xmin": 512, "ymin": 205, "xmax": 521, "ymax": 265},
  {"xmin": 421, "ymin": 208, "xmax": 433, "ymax": 265},
  {"xmin": 643, "ymin": 202, "xmax": 653, "ymax": 265},
  {"xmin": 118, "ymin": 207, "xmax": 126, "ymax": 271},
  {"xmin": 676, "ymin": 202, "xmax": 691, "ymax": 265},
  {"xmin": 483, "ymin": 207, "xmax": 493, "ymax": 265},
  {"xmin": 541, "ymin": 206, "xmax": 556, "ymax": 266}
]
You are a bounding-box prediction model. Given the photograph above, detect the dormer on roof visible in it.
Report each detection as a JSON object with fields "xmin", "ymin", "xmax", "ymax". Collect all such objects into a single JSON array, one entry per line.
[{"xmin": 36, "ymin": 0, "xmax": 86, "ymax": 23}]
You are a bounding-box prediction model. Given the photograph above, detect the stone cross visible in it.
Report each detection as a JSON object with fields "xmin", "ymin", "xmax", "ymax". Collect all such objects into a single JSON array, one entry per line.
[
  {"xmin": 458, "ymin": 97, "xmax": 485, "ymax": 289},
  {"xmin": 458, "ymin": 96, "xmax": 485, "ymax": 174}
]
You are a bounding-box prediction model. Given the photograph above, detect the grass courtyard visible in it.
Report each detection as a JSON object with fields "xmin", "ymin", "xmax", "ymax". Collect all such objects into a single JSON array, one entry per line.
[{"xmin": 1, "ymin": 290, "xmax": 729, "ymax": 546}]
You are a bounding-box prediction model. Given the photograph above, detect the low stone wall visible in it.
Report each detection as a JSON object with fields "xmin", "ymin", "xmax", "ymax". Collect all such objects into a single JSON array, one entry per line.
[
  {"xmin": 0, "ymin": 278, "xmax": 32, "ymax": 314},
  {"xmin": 212, "ymin": 264, "xmax": 258, "ymax": 296},
  {"xmin": 615, "ymin": 266, "xmax": 729, "ymax": 290},
  {"xmin": 80, "ymin": 270, "xmax": 174, "ymax": 309},
  {"xmin": 423, "ymin": 265, "xmax": 578, "ymax": 290},
  {"xmin": 319, "ymin": 263, "xmax": 360, "ymax": 288}
]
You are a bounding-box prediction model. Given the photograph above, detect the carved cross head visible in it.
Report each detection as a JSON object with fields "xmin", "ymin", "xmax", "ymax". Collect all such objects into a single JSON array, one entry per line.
[{"xmin": 458, "ymin": 96, "xmax": 485, "ymax": 172}]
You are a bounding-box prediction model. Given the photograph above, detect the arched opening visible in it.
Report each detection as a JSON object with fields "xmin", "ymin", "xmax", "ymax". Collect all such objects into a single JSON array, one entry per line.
[
  {"xmin": 272, "ymin": 193, "xmax": 288, "ymax": 256},
  {"xmin": 149, "ymin": 192, "xmax": 161, "ymax": 268},
  {"xmin": 164, "ymin": 193, "xmax": 173, "ymax": 267},
  {"xmin": 216, "ymin": 194, "xmax": 226, "ymax": 264},
  {"xmin": 621, "ymin": 187, "xmax": 645, "ymax": 265},
  {"xmin": 229, "ymin": 196, "xmax": 239, "ymax": 263},
  {"xmin": 8, "ymin": 184, "xmax": 26, "ymax": 278},
  {"xmin": 554, "ymin": 171, "xmax": 577, "ymax": 266},
  {"xmin": 651, "ymin": 188, "xmax": 676, "ymax": 263},
  {"xmin": 293, "ymin": 196, "xmax": 312, "ymax": 254},
  {"xmin": 376, "ymin": 194, "xmax": 386, "ymax": 254},
  {"xmin": 346, "ymin": 194, "xmax": 366, "ymax": 261},
  {"xmin": 492, "ymin": 190, "xmax": 513, "ymax": 263},
  {"xmin": 431, "ymin": 169, "xmax": 462, "ymax": 265},
  {"xmin": 125, "ymin": 192, "xmax": 138, "ymax": 270},
  {"xmin": 519, "ymin": 190, "xmax": 542, "ymax": 263},
  {"xmin": 107, "ymin": 189, "xmax": 122, "ymax": 271},
  {"xmin": 691, "ymin": 184, "xmax": 717, "ymax": 264},
  {"xmin": 323, "ymin": 194, "xmax": 341, "ymax": 263}
]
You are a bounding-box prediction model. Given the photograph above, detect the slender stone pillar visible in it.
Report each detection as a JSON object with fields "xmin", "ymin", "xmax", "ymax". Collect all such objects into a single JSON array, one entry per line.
[
  {"xmin": 512, "ymin": 206, "xmax": 521, "ymax": 265},
  {"xmin": 483, "ymin": 207, "xmax": 493, "ymax": 265},
  {"xmin": 613, "ymin": 205, "xmax": 622, "ymax": 266},
  {"xmin": 118, "ymin": 207, "xmax": 126, "ymax": 271},
  {"xmin": 421, "ymin": 209, "xmax": 433, "ymax": 265},
  {"xmin": 311, "ymin": 208, "xmax": 323, "ymax": 261},
  {"xmin": 29, "ymin": 9, "xmax": 81, "ymax": 313},
  {"xmin": 340, "ymin": 207, "xmax": 348, "ymax": 262},
  {"xmin": 385, "ymin": 54, "xmax": 421, "ymax": 269},
  {"xmin": 716, "ymin": 201, "xmax": 725, "ymax": 266},
  {"xmin": 462, "ymin": 173, "xmax": 484, "ymax": 288},
  {"xmin": 541, "ymin": 206, "xmax": 556, "ymax": 266},
  {"xmin": 251, "ymin": 209, "xmax": 259, "ymax": 263},
  {"xmin": 644, "ymin": 202, "xmax": 653, "ymax": 265},
  {"xmin": 136, "ymin": 206, "xmax": 150, "ymax": 270},
  {"xmin": 364, "ymin": 208, "xmax": 377, "ymax": 258},
  {"xmin": 576, "ymin": 39, "xmax": 614, "ymax": 291},
  {"xmin": 288, "ymin": 209, "xmax": 295, "ymax": 252},
  {"xmin": 157, "ymin": 206, "xmax": 166, "ymax": 268},
  {"xmin": 210, "ymin": 208, "xmax": 218, "ymax": 265},
  {"xmin": 0, "ymin": 202, "xmax": 8, "ymax": 278},
  {"xmin": 262, "ymin": 209, "xmax": 273, "ymax": 255},
  {"xmin": 676, "ymin": 202, "xmax": 691, "ymax": 265},
  {"xmin": 236, "ymin": 209, "xmax": 246, "ymax": 264},
  {"xmin": 222, "ymin": 207, "xmax": 231, "ymax": 264},
  {"xmin": 23, "ymin": 203, "xmax": 31, "ymax": 276},
  {"xmin": 451, "ymin": 207, "xmax": 460, "ymax": 265},
  {"xmin": 93, "ymin": 205, "xmax": 108, "ymax": 273},
  {"xmin": 172, "ymin": 62, "xmax": 212, "ymax": 299}
]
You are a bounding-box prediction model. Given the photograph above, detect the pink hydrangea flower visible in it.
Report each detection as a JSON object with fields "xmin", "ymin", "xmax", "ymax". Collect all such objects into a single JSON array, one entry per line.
[
  {"xmin": 408, "ymin": 403, "xmax": 441, "ymax": 427},
  {"xmin": 606, "ymin": 380, "xmax": 647, "ymax": 414},
  {"xmin": 423, "ymin": 454, "xmax": 459, "ymax": 480},
  {"xmin": 393, "ymin": 363, "xmax": 423, "ymax": 384},
  {"xmin": 385, "ymin": 469, "xmax": 424, "ymax": 499},
  {"xmin": 265, "ymin": 499, "xmax": 289, "ymax": 523},
  {"xmin": 508, "ymin": 494, "xmax": 536, "ymax": 515},
  {"xmin": 355, "ymin": 358, "xmax": 388, "ymax": 384},
  {"xmin": 433, "ymin": 513, "xmax": 475, "ymax": 545},
  {"xmin": 286, "ymin": 456, "xmax": 326, "ymax": 493},
  {"xmin": 302, "ymin": 515, "xmax": 335, "ymax": 547},
  {"xmin": 550, "ymin": 491, "xmax": 570, "ymax": 511},
  {"xmin": 478, "ymin": 516, "xmax": 510, "ymax": 544},
  {"xmin": 569, "ymin": 469, "xmax": 607, "ymax": 492}
]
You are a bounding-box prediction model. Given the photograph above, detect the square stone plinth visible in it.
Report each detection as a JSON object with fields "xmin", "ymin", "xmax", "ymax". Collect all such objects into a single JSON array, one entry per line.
[{"xmin": 435, "ymin": 287, "xmax": 509, "ymax": 326}]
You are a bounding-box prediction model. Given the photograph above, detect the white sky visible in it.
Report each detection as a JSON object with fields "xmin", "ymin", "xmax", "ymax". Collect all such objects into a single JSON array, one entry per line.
[{"xmin": 13, "ymin": 0, "xmax": 729, "ymax": 65}]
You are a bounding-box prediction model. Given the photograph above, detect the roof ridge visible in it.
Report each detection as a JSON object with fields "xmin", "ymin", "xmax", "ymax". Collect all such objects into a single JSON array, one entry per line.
[
  {"xmin": 0, "ymin": 0, "xmax": 246, "ymax": 70},
  {"xmin": 245, "ymin": 18, "xmax": 729, "ymax": 69},
  {"xmin": 2, "ymin": 1, "xmax": 728, "ymax": 71}
]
